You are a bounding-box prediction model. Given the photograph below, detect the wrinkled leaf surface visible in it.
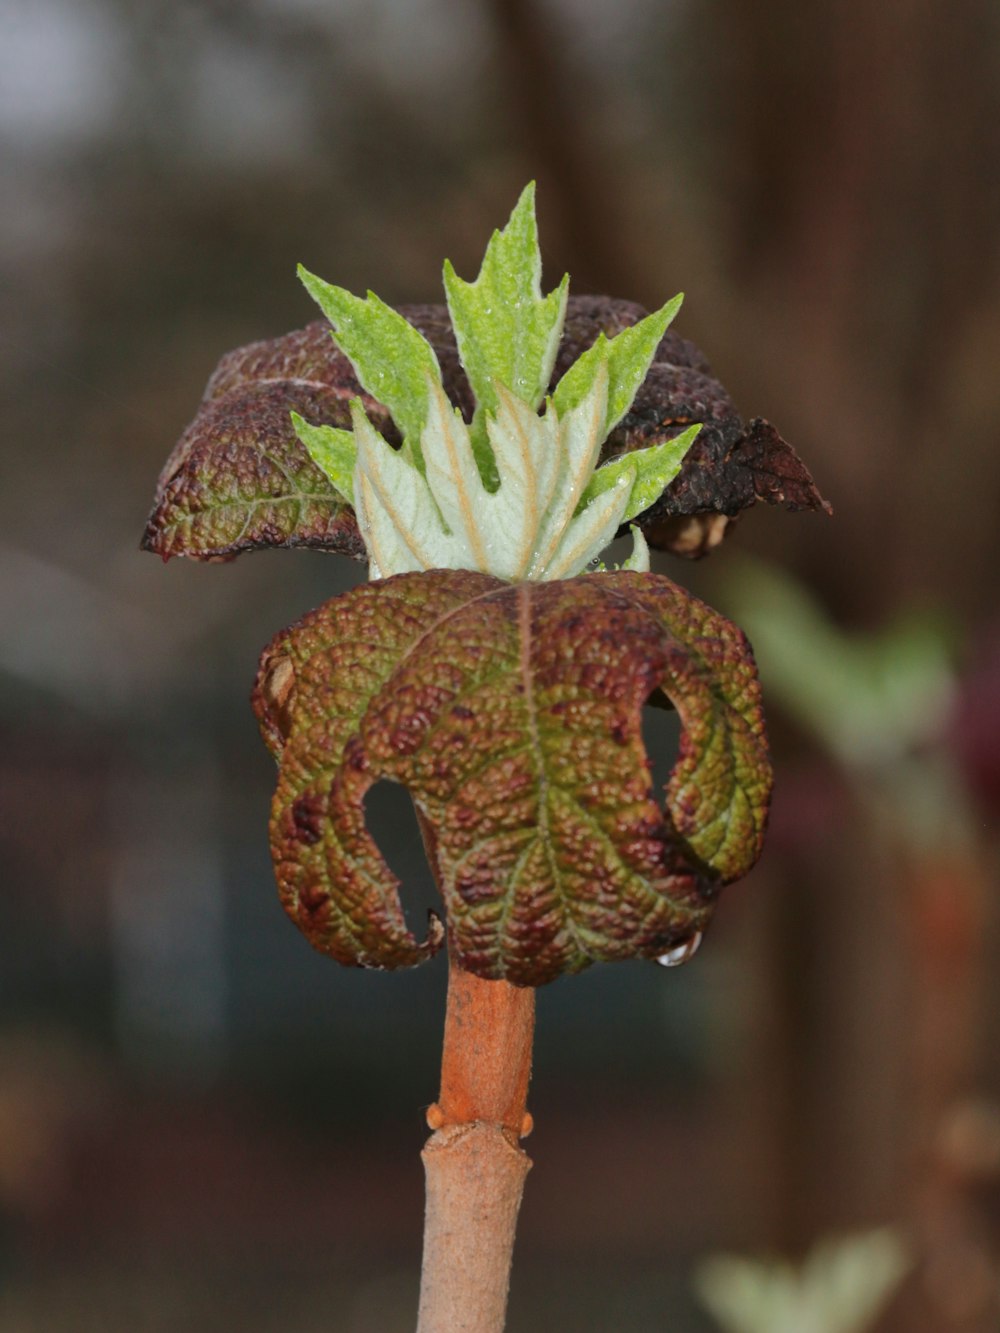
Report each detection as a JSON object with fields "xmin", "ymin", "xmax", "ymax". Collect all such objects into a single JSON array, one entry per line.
[
  {"xmin": 141, "ymin": 323, "xmax": 369, "ymax": 561},
  {"xmin": 253, "ymin": 569, "xmax": 771, "ymax": 985}
]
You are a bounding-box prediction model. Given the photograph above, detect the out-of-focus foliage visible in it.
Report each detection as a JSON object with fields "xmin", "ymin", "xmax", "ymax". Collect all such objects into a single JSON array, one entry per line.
[
  {"xmin": 725, "ymin": 557, "xmax": 978, "ymax": 857},
  {"xmin": 725, "ymin": 559, "xmax": 954, "ymax": 768},
  {"xmin": 696, "ymin": 1229, "xmax": 911, "ymax": 1333}
]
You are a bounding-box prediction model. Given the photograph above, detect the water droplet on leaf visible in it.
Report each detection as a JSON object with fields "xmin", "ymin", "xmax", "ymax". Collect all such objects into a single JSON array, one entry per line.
[{"xmin": 656, "ymin": 932, "xmax": 703, "ymax": 967}]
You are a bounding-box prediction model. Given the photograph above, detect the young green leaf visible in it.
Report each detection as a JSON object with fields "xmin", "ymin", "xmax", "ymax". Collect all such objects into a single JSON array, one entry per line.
[
  {"xmin": 298, "ymin": 266, "xmax": 441, "ymax": 461},
  {"xmin": 579, "ymin": 424, "xmax": 702, "ymax": 521},
  {"xmin": 443, "ymin": 182, "xmax": 568, "ymax": 474},
  {"xmin": 345, "ymin": 348, "xmax": 654, "ymax": 583},
  {"xmin": 291, "ymin": 412, "xmax": 356, "ymax": 504},
  {"xmin": 253, "ymin": 569, "xmax": 771, "ymax": 985},
  {"xmin": 552, "ymin": 294, "xmax": 684, "ymax": 438}
]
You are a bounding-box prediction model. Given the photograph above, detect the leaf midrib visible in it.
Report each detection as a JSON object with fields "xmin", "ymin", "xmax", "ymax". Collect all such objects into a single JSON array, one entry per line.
[{"xmin": 503, "ymin": 584, "xmax": 591, "ymax": 963}]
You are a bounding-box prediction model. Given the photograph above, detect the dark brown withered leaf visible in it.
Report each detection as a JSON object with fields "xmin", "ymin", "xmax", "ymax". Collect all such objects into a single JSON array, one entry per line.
[
  {"xmin": 252, "ymin": 569, "xmax": 771, "ymax": 986},
  {"xmin": 142, "ymin": 297, "xmax": 828, "ymax": 564}
]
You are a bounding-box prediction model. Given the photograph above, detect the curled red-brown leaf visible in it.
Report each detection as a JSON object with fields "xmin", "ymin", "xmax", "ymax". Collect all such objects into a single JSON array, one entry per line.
[
  {"xmin": 143, "ymin": 297, "xmax": 829, "ymax": 564},
  {"xmin": 252, "ymin": 569, "xmax": 771, "ymax": 986}
]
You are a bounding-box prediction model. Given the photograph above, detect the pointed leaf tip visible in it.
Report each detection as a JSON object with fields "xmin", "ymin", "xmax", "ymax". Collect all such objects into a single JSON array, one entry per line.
[
  {"xmin": 291, "ymin": 411, "xmax": 357, "ymax": 504},
  {"xmin": 553, "ymin": 293, "xmax": 684, "ymax": 438},
  {"xmin": 443, "ymin": 182, "xmax": 569, "ymax": 432},
  {"xmin": 578, "ymin": 422, "xmax": 702, "ymax": 525},
  {"xmin": 298, "ymin": 264, "xmax": 442, "ymax": 459}
]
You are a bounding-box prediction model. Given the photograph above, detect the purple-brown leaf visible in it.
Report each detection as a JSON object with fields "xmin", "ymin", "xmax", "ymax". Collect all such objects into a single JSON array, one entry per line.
[
  {"xmin": 141, "ymin": 324, "xmax": 368, "ymax": 562},
  {"xmin": 252, "ymin": 569, "xmax": 771, "ymax": 986},
  {"xmin": 143, "ymin": 297, "xmax": 828, "ymax": 564}
]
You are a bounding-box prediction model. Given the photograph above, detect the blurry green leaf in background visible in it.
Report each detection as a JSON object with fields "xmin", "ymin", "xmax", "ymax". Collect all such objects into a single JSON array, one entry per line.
[
  {"xmin": 723, "ymin": 557, "xmax": 977, "ymax": 858},
  {"xmin": 724, "ymin": 559, "xmax": 955, "ymax": 768},
  {"xmin": 695, "ymin": 1228, "xmax": 910, "ymax": 1333}
]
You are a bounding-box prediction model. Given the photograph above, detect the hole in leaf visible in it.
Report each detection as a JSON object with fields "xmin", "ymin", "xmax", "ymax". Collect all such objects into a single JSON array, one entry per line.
[
  {"xmin": 362, "ymin": 779, "xmax": 441, "ymax": 933},
  {"xmin": 642, "ymin": 688, "xmax": 681, "ymax": 798}
]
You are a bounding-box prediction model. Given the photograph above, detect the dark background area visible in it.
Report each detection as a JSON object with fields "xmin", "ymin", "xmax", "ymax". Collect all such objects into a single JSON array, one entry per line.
[{"xmin": 2, "ymin": 1, "xmax": 999, "ymax": 1329}]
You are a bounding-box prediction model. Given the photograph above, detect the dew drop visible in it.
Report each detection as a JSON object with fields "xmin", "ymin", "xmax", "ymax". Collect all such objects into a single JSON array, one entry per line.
[{"xmin": 656, "ymin": 932, "xmax": 703, "ymax": 968}]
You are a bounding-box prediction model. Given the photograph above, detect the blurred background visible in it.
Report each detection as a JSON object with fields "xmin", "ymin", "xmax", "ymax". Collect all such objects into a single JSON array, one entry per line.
[{"xmin": 2, "ymin": 0, "xmax": 999, "ymax": 1329}]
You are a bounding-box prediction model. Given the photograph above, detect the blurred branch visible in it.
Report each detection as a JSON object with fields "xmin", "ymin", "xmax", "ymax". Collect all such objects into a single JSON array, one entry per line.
[{"xmin": 486, "ymin": 0, "xmax": 637, "ymax": 293}]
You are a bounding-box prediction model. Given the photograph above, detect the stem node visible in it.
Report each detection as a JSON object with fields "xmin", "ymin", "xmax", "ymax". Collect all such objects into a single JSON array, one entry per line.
[{"xmin": 417, "ymin": 959, "xmax": 536, "ymax": 1333}]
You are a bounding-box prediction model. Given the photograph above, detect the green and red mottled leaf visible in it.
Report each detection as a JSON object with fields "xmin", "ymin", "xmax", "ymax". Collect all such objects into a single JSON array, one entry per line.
[
  {"xmin": 252, "ymin": 569, "xmax": 771, "ymax": 986},
  {"xmin": 143, "ymin": 298, "xmax": 828, "ymax": 564}
]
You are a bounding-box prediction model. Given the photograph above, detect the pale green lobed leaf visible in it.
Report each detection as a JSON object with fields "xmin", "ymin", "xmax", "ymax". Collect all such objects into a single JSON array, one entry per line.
[
  {"xmin": 354, "ymin": 471, "xmax": 417, "ymax": 577},
  {"xmin": 622, "ymin": 424, "xmax": 701, "ymax": 520},
  {"xmin": 353, "ymin": 443, "xmax": 426, "ymax": 577},
  {"xmin": 298, "ymin": 266, "xmax": 441, "ymax": 463},
  {"xmin": 578, "ymin": 423, "xmax": 702, "ymax": 521},
  {"xmin": 552, "ymin": 293, "xmax": 684, "ymax": 438},
  {"xmin": 543, "ymin": 464, "xmax": 635, "ymax": 580},
  {"xmin": 419, "ymin": 377, "xmax": 491, "ymax": 569},
  {"xmin": 351, "ymin": 402, "xmax": 470, "ymax": 576},
  {"xmin": 290, "ymin": 412, "xmax": 356, "ymax": 504},
  {"xmin": 529, "ymin": 356, "xmax": 609, "ymax": 578},
  {"xmin": 483, "ymin": 385, "xmax": 562, "ymax": 580}
]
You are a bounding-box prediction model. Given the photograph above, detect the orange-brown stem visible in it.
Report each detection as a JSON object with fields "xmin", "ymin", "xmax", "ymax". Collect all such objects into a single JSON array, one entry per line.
[{"xmin": 417, "ymin": 956, "xmax": 536, "ymax": 1333}]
